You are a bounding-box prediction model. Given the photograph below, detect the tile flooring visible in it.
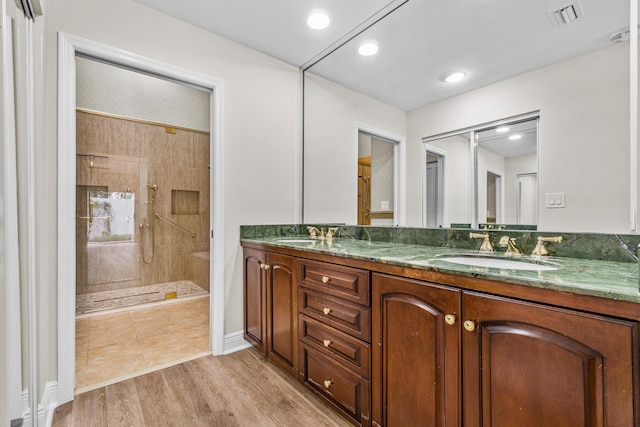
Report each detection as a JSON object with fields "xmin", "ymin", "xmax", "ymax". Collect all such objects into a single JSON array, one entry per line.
[
  {"xmin": 75, "ymin": 295, "xmax": 210, "ymax": 392},
  {"xmin": 76, "ymin": 280, "xmax": 207, "ymax": 315}
]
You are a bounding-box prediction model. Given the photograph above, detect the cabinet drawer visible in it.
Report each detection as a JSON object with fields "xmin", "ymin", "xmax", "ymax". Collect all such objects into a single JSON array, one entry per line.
[
  {"xmin": 300, "ymin": 344, "xmax": 371, "ymax": 426},
  {"xmin": 299, "ymin": 288, "xmax": 371, "ymax": 342},
  {"xmin": 300, "ymin": 260, "xmax": 370, "ymax": 305},
  {"xmin": 299, "ymin": 314, "xmax": 371, "ymax": 378}
]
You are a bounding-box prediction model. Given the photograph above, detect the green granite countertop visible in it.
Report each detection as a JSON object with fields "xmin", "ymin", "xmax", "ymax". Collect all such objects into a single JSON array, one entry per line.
[{"xmin": 241, "ymin": 236, "xmax": 640, "ymax": 304}]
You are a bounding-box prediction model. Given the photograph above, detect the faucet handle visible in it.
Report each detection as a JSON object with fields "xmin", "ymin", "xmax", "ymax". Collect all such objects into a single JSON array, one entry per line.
[
  {"xmin": 470, "ymin": 232, "xmax": 493, "ymax": 253},
  {"xmin": 531, "ymin": 236, "xmax": 563, "ymax": 257},
  {"xmin": 307, "ymin": 226, "xmax": 319, "ymax": 238},
  {"xmin": 326, "ymin": 227, "xmax": 339, "ymax": 239},
  {"xmin": 499, "ymin": 236, "xmax": 520, "ymax": 256}
]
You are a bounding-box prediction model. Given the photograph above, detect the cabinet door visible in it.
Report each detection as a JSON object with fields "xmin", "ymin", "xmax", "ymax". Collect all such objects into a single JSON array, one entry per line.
[
  {"xmin": 372, "ymin": 274, "xmax": 461, "ymax": 427},
  {"xmin": 462, "ymin": 291, "xmax": 638, "ymax": 427},
  {"xmin": 243, "ymin": 248, "xmax": 267, "ymax": 353},
  {"xmin": 266, "ymin": 252, "xmax": 298, "ymax": 376}
]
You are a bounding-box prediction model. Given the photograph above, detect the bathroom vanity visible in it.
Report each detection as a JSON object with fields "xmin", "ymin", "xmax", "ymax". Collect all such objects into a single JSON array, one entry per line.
[{"xmin": 241, "ymin": 226, "xmax": 640, "ymax": 427}]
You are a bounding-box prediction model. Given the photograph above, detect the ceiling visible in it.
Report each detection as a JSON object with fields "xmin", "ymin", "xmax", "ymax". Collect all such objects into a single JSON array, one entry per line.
[{"xmin": 135, "ymin": 0, "xmax": 630, "ymax": 112}]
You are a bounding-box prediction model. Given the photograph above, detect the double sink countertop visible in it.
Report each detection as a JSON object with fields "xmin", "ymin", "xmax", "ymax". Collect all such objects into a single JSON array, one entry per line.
[{"xmin": 241, "ymin": 235, "xmax": 640, "ymax": 304}]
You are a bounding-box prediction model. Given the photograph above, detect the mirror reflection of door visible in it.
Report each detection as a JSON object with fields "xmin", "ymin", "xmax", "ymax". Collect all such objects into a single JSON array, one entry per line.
[
  {"xmin": 425, "ymin": 151, "xmax": 444, "ymax": 228},
  {"xmin": 486, "ymin": 172, "xmax": 501, "ymax": 224},
  {"xmin": 476, "ymin": 116, "xmax": 538, "ymax": 227},
  {"xmin": 358, "ymin": 132, "xmax": 395, "ymax": 225},
  {"xmin": 358, "ymin": 156, "xmax": 371, "ymax": 225},
  {"xmin": 517, "ymin": 173, "xmax": 538, "ymax": 225}
]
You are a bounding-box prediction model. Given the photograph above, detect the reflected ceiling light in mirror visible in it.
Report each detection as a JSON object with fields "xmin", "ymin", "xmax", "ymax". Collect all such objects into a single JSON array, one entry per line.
[
  {"xmin": 508, "ymin": 134, "xmax": 523, "ymax": 140},
  {"xmin": 307, "ymin": 10, "xmax": 330, "ymax": 30},
  {"xmin": 442, "ymin": 71, "xmax": 467, "ymax": 83},
  {"xmin": 496, "ymin": 126, "xmax": 510, "ymax": 133},
  {"xmin": 358, "ymin": 41, "xmax": 379, "ymax": 56}
]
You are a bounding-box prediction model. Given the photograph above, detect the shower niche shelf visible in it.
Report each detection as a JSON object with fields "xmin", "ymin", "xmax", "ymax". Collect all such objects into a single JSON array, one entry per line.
[{"xmin": 171, "ymin": 189, "xmax": 199, "ymax": 215}]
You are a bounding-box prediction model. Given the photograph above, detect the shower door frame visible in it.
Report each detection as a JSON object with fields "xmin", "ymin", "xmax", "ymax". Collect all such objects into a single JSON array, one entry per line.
[{"xmin": 57, "ymin": 33, "xmax": 225, "ymax": 405}]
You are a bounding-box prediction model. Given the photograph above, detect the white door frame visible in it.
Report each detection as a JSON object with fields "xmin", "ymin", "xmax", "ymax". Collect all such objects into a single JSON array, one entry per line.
[
  {"xmin": 57, "ymin": 32, "xmax": 225, "ymax": 404},
  {"xmin": 422, "ymin": 144, "xmax": 447, "ymax": 228},
  {"xmin": 355, "ymin": 123, "xmax": 405, "ymax": 226},
  {"xmin": 2, "ymin": 16, "xmax": 25, "ymax": 422}
]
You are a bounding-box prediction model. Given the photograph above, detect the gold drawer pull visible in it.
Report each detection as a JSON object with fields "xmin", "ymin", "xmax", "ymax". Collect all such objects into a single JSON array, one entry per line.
[
  {"xmin": 321, "ymin": 276, "xmax": 330, "ymax": 284},
  {"xmin": 463, "ymin": 320, "xmax": 476, "ymax": 332},
  {"xmin": 323, "ymin": 307, "xmax": 332, "ymax": 315},
  {"xmin": 260, "ymin": 263, "xmax": 270, "ymax": 270},
  {"xmin": 323, "ymin": 339, "xmax": 332, "ymax": 348},
  {"xmin": 323, "ymin": 379, "xmax": 333, "ymax": 389},
  {"xmin": 445, "ymin": 314, "xmax": 456, "ymax": 325}
]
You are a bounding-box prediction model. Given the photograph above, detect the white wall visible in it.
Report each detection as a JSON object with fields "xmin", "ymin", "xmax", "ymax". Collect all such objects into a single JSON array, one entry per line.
[
  {"xmin": 477, "ymin": 147, "xmax": 505, "ymax": 224},
  {"xmin": 505, "ymin": 153, "xmax": 537, "ymax": 224},
  {"xmin": 76, "ymin": 56, "xmax": 211, "ymax": 132},
  {"xmin": 304, "ymin": 73, "xmax": 406, "ymax": 223},
  {"xmin": 32, "ymin": 0, "xmax": 300, "ymax": 399},
  {"xmin": 407, "ymin": 43, "xmax": 630, "ymax": 233},
  {"xmin": 425, "ymin": 135, "xmax": 471, "ymax": 226},
  {"xmin": 370, "ymin": 137, "xmax": 394, "ymax": 216}
]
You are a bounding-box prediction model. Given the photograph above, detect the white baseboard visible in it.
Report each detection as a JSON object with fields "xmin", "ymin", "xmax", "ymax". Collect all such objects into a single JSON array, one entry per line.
[
  {"xmin": 21, "ymin": 381, "xmax": 58, "ymax": 427},
  {"xmin": 223, "ymin": 330, "xmax": 251, "ymax": 354}
]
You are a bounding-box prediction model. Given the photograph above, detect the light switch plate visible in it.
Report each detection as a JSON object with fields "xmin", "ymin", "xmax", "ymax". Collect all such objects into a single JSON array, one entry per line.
[
  {"xmin": 381, "ymin": 200, "xmax": 390, "ymax": 211},
  {"xmin": 546, "ymin": 193, "xmax": 566, "ymax": 208}
]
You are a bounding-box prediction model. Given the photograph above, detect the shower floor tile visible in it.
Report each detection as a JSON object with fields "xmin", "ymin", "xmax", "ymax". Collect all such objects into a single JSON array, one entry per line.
[
  {"xmin": 76, "ymin": 280, "xmax": 207, "ymax": 315},
  {"xmin": 75, "ymin": 295, "xmax": 210, "ymax": 392}
]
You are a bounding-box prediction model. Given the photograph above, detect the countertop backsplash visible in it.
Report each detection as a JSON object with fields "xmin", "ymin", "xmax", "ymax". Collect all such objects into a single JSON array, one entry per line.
[{"xmin": 240, "ymin": 224, "xmax": 640, "ymax": 264}]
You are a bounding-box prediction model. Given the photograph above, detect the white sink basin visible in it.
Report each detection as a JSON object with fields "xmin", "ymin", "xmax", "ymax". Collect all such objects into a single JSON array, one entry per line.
[
  {"xmin": 435, "ymin": 255, "xmax": 559, "ymax": 271},
  {"xmin": 276, "ymin": 238, "xmax": 315, "ymax": 243}
]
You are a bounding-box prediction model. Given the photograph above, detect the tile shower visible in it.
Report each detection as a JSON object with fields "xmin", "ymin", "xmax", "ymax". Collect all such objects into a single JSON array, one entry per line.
[{"xmin": 75, "ymin": 110, "xmax": 210, "ymax": 315}]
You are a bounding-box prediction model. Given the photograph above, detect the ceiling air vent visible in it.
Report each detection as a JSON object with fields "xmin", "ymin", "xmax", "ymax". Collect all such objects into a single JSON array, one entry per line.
[{"xmin": 547, "ymin": 1, "xmax": 585, "ymax": 28}]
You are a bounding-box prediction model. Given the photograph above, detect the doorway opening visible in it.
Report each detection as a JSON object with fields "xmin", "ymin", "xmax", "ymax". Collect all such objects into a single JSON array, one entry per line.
[
  {"xmin": 357, "ymin": 131, "xmax": 397, "ymax": 225},
  {"xmin": 424, "ymin": 149, "xmax": 445, "ymax": 228},
  {"xmin": 486, "ymin": 171, "xmax": 502, "ymax": 224},
  {"xmin": 58, "ymin": 33, "xmax": 224, "ymax": 404},
  {"xmin": 517, "ymin": 173, "xmax": 538, "ymax": 224},
  {"xmin": 73, "ymin": 56, "xmax": 212, "ymax": 392}
]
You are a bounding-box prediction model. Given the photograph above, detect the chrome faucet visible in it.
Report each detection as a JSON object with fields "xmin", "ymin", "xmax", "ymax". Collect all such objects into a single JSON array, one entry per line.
[
  {"xmin": 470, "ymin": 232, "xmax": 493, "ymax": 253},
  {"xmin": 499, "ymin": 236, "xmax": 521, "ymax": 256},
  {"xmin": 531, "ymin": 236, "xmax": 563, "ymax": 257}
]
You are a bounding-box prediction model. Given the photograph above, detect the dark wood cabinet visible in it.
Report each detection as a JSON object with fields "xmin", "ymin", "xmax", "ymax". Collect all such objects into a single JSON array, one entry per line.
[
  {"xmin": 372, "ymin": 273, "xmax": 461, "ymax": 427},
  {"xmin": 243, "ymin": 248, "xmax": 298, "ymax": 377},
  {"xmin": 462, "ymin": 291, "xmax": 638, "ymax": 427},
  {"xmin": 372, "ymin": 273, "xmax": 639, "ymax": 427},
  {"xmin": 298, "ymin": 260, "xmax": 372, "ymax": 426},
  {"xmin": 242, "ymin": 244, "xmax": 639, "ymax": 427},
  {"xmin": 243, "ymin": 247, "xmax": 267, "ymax": 353}
]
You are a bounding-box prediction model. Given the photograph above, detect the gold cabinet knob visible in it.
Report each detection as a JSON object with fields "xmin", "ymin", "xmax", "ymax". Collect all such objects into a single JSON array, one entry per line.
[
  {"xmin": 322, "ymin": 276, "xmax": 330, "ymax": 284},
  {"xmin": 323, "ymin": 339, "xmax": 332, "ymax": 348},
  {"xmin": 259, "ymin": 263, "xmax": 270, "ymax": 270},
  {"xmin": 445, "ymin": 314, "xmax": 456, "ymax": 325},
  {"xmin": 323, "ymin": 379, "xmax": 333, "ymax": 389},
  {"xmin": 463, "ymin": 320, "xmax": 476, "ymax": 332},
  {"xmin": 323, "ymin": 307, "xmax": 332, "ymax": 315}
]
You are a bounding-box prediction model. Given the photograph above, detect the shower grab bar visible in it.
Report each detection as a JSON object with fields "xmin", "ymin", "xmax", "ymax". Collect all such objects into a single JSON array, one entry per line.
[{"xmin": 155, "ymin": 213, "xmax": 196, "ymax": 238}]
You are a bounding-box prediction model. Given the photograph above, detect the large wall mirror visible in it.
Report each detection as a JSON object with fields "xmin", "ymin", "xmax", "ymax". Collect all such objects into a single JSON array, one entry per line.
[
  {"xmin": 423, "ymin": 114, "xmax": 539, "ymax": 230},
  {"xmin": 303, "ymin": 0, "xmax": 636, "ymax": 234}
]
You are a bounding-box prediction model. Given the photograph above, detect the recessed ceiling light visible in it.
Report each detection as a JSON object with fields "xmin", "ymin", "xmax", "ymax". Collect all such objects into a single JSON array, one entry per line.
[
  {"xmin": 307, "ymin": 10, "xmax": 330, "ymax": 30},
  {"xmin": 496, "ymin": 126, "xmax": 510, "ymax": 133},
  {"xmin": 358, "ymin": 42, "xmax": 379, "ymax": 56},
  {"xmin": 442, "ymin": 71, "xmax": 466, "ymax": 83},
  {"xmin": 508, "ymin": 134, "xmax": 523, "ymax": 140}
]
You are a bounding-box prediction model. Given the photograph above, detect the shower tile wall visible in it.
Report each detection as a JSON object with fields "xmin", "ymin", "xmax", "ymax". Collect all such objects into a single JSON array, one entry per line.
[{"xmin": 76, "ymin": 110, "xmax": 210, "ymax": 295}]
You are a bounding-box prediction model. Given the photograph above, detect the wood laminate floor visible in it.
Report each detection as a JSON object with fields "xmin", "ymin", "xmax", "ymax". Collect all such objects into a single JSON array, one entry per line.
[{"xmin": 53, "ymin": 347, "xmax": 352, "ymax": 427}]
